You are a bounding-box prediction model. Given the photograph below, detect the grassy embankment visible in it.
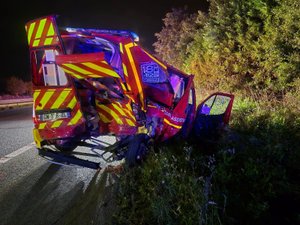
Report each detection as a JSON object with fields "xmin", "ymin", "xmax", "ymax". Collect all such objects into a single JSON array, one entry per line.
[{"xmin": 110, "ymin": 87, "xmax": 299, "ymax": 225}]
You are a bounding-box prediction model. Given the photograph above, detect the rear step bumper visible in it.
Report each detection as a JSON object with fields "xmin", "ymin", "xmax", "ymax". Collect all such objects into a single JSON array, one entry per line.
[{"xmin": 38, "ymin": 148, "xmax": 100, "ymax": 170}]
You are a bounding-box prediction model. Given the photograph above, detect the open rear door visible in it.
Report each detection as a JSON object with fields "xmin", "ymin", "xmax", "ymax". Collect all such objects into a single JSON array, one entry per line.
[
  {"xmin": 193, "ymin": 92, "xmax": 234, "ymax": 138},
  {"xmin": 25, "ymin": 15, "xmax": 85, "ymax": 148}
]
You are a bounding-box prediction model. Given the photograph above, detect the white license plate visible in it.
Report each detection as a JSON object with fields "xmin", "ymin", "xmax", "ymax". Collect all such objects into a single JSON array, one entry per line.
[{"xmin": 39, "ymin": 112, "xmax": 70, "ymax": 121}]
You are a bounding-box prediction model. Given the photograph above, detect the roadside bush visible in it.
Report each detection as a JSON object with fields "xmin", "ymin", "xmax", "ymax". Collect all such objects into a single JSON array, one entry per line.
[{"xmin": 5, "ymin": 76, "xmax": 27, "ymax": 96}]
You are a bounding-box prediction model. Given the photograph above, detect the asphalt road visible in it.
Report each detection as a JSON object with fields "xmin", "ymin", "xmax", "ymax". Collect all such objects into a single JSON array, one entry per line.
[
  {"xmin": 0, "ymin": 106, "xmax": 121, "ymax": 225},
  {"xmin": 0, "ymin": 106, "xmax": 34, "ymax": 157}
]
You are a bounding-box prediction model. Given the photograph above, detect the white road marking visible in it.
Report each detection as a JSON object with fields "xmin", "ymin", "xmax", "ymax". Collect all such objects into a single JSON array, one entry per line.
[{"xmin": 0, "ymin": 142, "xmax": 35, "ymax": 164}]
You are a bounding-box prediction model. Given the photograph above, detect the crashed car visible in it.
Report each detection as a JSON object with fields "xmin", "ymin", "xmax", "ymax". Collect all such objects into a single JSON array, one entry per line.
[{"xmin": 25, "ymin": 15, "xmax": 234, "ymax": 169}]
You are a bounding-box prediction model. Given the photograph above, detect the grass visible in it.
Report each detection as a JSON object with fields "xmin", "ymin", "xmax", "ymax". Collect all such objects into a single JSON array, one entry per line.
[{"xmin": 110, "ymin": 92, "xmax": 300, "ymax": 225}]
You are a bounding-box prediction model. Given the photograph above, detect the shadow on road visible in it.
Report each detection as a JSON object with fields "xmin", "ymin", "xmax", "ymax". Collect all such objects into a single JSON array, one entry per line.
[{"xmin": 0, "ymin": 163, "xmax": 119, "ymax": 225}]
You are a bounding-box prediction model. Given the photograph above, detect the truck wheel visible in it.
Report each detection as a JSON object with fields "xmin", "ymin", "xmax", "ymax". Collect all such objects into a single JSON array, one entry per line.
[
  {"xmin": 54, "ymin": 140, "xmax": 77, "ymax": 152},
  {"xmin": 126, "ymin": 134, "xmax": 149, "ymax": 167}
]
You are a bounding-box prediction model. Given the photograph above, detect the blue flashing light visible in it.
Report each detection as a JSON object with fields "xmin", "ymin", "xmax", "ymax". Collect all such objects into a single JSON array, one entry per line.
[{"xmin": 65, "ymin": 27, "xmax": 139, "ymax": 42}]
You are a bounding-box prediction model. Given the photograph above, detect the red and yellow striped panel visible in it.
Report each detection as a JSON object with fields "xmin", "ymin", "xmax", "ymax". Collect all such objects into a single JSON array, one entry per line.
[
  {"xmin": 25, "ymin": 16, "xmax": 59, "ymax": 48},
  {"xmin": 33, "ymin": 88, "xmax": 84, "ymax": 130},
  {"xmin": 95, "ymin": 99, "xmax": 136, "ymax": 127},
  {"xmin": 119, "ymin": 42, "xmax": 145, "ymax": 110},
  {"xmin": 56, "ymin": 53, "xmax": 120, "ymax": 80}
]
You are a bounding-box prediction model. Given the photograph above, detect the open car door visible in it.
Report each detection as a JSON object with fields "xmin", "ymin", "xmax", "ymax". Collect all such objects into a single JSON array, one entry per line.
[{"xmin": 193, "ymin": 92, "xmax": 234, "ymax": 139}]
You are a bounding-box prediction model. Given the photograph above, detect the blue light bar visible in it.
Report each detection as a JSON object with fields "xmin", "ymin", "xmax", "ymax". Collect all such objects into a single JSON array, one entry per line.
[{"xmin": 65, "ymin": 27, "xmax": 139, "ymax": 42}]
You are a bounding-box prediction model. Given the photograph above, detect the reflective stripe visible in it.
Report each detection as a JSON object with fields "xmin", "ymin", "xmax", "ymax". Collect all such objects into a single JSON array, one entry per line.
[
  {"xmin": 120, "ymin": 43, "xmax": 124, "ymax": 54},
  {"xmin": 112, "ymin": 103, "xmax": 126, "ymax": 116},
  {"xmin": 27, "ymin": 22, "xmax": 35, "ymax": 45},
  {"xmin": 68, "ymin": 110, "xmax": 82, "ymax": 125},
  {"xmin": 33, "ymin": 40, "xmax": 40, "ymax": 47},
  {"xmin": 120, "ymin": 83, "xmax": 126, "ymax": 91},
  {"xmin": 63, "ymin": 63, "xmax": 91, "ymax": 75},
  {"xmin": 36, "ymin": 18, "xmax": 46, "ymax": 39},
  {"xmin": 122, "ymin": 63, "xmax": 128, "ymax": 77},
  {"xmin": 51, "ymin": 120, "xmax": 63, "ymax": 128},
  {"xmin": 82, "ymin": 62, "xmax": 119, "ymax": 78},
  {"xmin": 67, "ymin": 96, "xmax": 77, "ymax": 109},
  {"xmin": 112, "ymin": 103, "xmax": 135, "ymax": 125},
  {"xmin": 60, "ymin": 67, "xmax": 82, "ymax": 79},
  {"xmin": 121, "ymin": 102, "xmax": 136, "ymax": 121},
  {"xmin": 36, "ymin": 90, "xmax": 55, "ymax": 110},
  {"xmin": 126, "ymin": 83, "xmax": 132, "ymax": 92},
  {"xmin": 163, "ymin": 118, "xmax": 182, "ymax": 129},
  {"xmin": 33, "ymin": 129, "xmax": 42, "ymax": 148},
  {"xmin": 99, "ymin": 113, "xmax": 111, "ymax": 123},
  {"xmin": 126, "ymin": 118, "xmax": 135, "ymax": 126},
  {"xmin": 124, "ymin": 43, "xmax": 145, "ymax": 109},
  {"xmin": 98, "ymin": 105, "xmax": 123, "ymax": 125},
  {"xmin": 33, "ymin": 90, "xmax": 41, "ymax": 101},
  {"xmin": 44, "ymin": 37, "xmax": 53, "ymax": 45},
  {"xmin": 144, "ymin": 50, "xmax": 167, "ymax": 70},
  {"xmin": 51, "ymin": 89, "xmax": 70, "ymax": 109},
  {"xmin": 26, "ymin": 16, "xmax": 59, "ymax": 48},
  {"xmin": 38, "ymin": 122, "xmax": 47, "ymax": 129},
  {"xmin": 47, "ymin": 22, "xmax": 55, "ymax": 36}
]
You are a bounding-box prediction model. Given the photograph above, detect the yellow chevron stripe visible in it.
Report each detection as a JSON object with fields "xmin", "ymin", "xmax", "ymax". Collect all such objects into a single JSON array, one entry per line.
[
  {"xmin": 120, "ymin": 83, "xmax": 126, "ymax": 91},
  {"xmin": 163, "ymin": 118, "xmax": 182, "ymax": 129},
  {"xmin": 98, "ymin": 105, "xmax": 123, "ymax": 125},
  {"xmin": 112, "ymin": 103, "xmax": 136, "ymax": 125},
  {"xmin": 88, "ymin": 74, "xmax": 103, "ymax": 78},
  {"xmin": 122, "ymin": 63, "xmax": 128, "ymax": 77},
  {"xmin": 144, "ymin": 50, "xmax": 167, "ymax": 70},
  {"xmin": 33, "ymin": 40, "xmax": 40, "ymax": 47},
  {"xmin": 47, "ymin": 22, "xmax": 55, "ymax": 36},
  {"xmin": 125, "ymin": 43, "xmax": 145, "ymax": 110},
  {"xmin": 63, "ymin": 63, "xmax": 91, "ymax": 75},
  {"xmin": 36, "ymin": 90, "xmax": 55, "ymax": 110},
  {"xmin": 68, "ymin": 110, "xmax": 82, "ymax": 125},
  {"xmin": 126, "ymin": 83, "xmax": 132, "ymax": 91},
  {"xmin": 67, "ymin": 96, "xmax": 77, "ymax": 109},
  {"xmin": 120, "ymin": 43, "xmax": 124, "ymax": 54},
  {"xmin": 44, "ymin": 37, "xmax": 53, "ymax": 45},
  {"xmin": 27, "ymin": 22, "xmax": 36, "ymax": 45},
  {"xmin": 36, "ymin": 18, "xmax": 46, "ymax": 39},
  {"xmin": 33, "ymin": 128, "xmax": 42, "ymax": 148},
  {"xmin": 51, "ymin": 89, "xmax": 70, "ymax": 109},
  {"xmin": 123, "ymin": 108, "xmax": 136, "ymax": 121},
  {"xmin": 38, "ymin": 122, "xmax": 47, "ymax": 129},
  {"xmin": 60, "ymin": 67, "xmax": 83, "ymax": 79},
  {"xmin": 51, "ymin": 120, "xmax": 63, "ymax": 128},
  {"xmin": 117, "ymin": 102, "xmax": 136, "ymax": 121},
  {"xmin": 112, "ymin": 103, "xmax": 127, "ymax": 116},
  {"xmin": 33, "ymin": 90, "xmax": 41, "ymax": 100},
  {"xmin": 125, "ymin": 118, "xmax": 135, "ymax": 126},
  {"xmin": 82, "ymin": 62, "xmax": 120, "ymax": 78},
  {"xmin": 99, "ymin": 113, "xmax": 111, "ymax": 123}
]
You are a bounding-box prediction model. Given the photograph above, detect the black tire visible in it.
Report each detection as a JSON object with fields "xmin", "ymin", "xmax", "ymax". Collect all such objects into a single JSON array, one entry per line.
[
  {"xmin": 54, "ymin": 140, "xmax": 77, "ymax": 152},
  {"xmin": 126, "ymin": 134, "xmax": 149, "ymax": 167}
]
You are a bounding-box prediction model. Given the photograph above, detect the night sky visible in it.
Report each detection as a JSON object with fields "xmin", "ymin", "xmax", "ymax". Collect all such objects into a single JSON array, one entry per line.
[{"xmin": 1, "ymin": 0, "xmax": 209, "ymax": 81}]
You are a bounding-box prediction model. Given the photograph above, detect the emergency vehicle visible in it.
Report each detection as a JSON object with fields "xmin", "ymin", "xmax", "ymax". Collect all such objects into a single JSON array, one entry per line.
[{"xmin": 25, "ymin": 15, "xmax": 234, "ymax": 169}]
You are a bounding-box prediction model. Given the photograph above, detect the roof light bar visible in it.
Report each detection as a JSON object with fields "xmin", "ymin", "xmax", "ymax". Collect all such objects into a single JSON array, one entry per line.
[{"xmin": 65, "ymin": 27, "xmax": 139, "ymax": 42}]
